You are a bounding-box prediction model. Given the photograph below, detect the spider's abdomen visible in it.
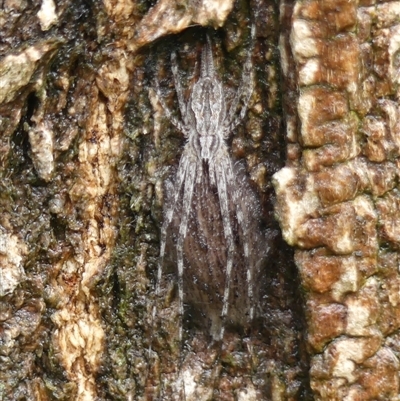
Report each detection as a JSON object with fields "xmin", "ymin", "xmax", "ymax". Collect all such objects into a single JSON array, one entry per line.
[{"xmin": 165, "ymin": 162, "xmax": 264, "ymax": 338}]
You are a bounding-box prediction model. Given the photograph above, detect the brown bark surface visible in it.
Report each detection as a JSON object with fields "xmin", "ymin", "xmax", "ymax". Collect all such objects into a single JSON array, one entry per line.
[
  {"xmin": 2, "ymin": 0, "xmax": 399, "ymax": 400},
  {"xmin": 274, "ymin": 0, "xmax": 400, "ymax": 400},
  {"xmin": 0, "ymin": 0, "xmax": 311, "ymax": 400}
]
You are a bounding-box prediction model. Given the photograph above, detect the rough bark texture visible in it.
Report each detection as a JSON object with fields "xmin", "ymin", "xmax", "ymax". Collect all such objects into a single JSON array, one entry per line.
[
  {"xmin": 1, "ymin": 0, "xmax": 398, "ymax": 400},
  {"xmin": 274, "ymin": 0, "xmax": 400, "ymax": 400},
  {"xmin": 0, "ymin": 0, "xmax": 310, "ymax": 400}
]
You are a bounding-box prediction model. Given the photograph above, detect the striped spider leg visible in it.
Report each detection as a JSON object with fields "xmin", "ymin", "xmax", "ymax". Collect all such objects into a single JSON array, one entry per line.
[{"xmin": 153, "ymin": 26, "xmax": 255, "ymax": 351}]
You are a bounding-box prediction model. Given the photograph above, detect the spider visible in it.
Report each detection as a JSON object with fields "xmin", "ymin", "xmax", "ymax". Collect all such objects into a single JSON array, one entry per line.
[{"xmin": 153, "ymin": 26, "xmax": 256, "ymax": 348}]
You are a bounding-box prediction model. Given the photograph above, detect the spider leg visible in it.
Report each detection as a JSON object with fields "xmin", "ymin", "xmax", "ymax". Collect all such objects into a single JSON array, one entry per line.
[
  {"xmin": 213, "ymin": 153, "xmax": 235, "ymax": 342},
  {"xmin": 224, "ymin": 161, "xmax": 254, "ymax": 320},
  {"xmin": 176, "ymin": 157, "xmax": 198, "ymax": 400},
  {"xmin": 152, "ymin": 152, "xmax": 191, "ymax": 329},
  {"xmin": 223, "ymin": 24, "xmax": 255, "ymax": 136},
  {"xmin": 149, "ymin": 155, "xmax": 193, "ymax": 396},
  {"xmin": 196, "ymin": 159, "xmax": 203, "ymax": 185},
  {"xmin": 154, "ymin": 75, "xmax": 189, "ymax": 136},
  {"xmin": 176, "ymin": 156, "xmax": 197, "ymax": 343},
  {"xmin": 203, "ymin": 34, "xmax": 216, "ymax": 78},
  {"xmin": 208, "ymin": 160, "xmax": 216, "ymax": 187},
  {"xmin": 171, "ymin": 51, "xmax": 188, "ymax": 126}
]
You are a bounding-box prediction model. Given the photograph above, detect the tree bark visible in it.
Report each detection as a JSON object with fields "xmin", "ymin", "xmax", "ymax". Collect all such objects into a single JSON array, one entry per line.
[
  {"xmin": 1, "ymin": 0, "xmax": 399, "ymax": 400},
  {"xmin": 274, "ymin": 0, "xmax": 400, "ymax": 400}
]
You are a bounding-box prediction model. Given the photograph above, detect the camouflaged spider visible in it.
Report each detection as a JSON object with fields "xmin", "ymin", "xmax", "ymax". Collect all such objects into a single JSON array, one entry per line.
[{"xmin": 153, "ymin": 26, "xmax": 256, "ymax": 346}]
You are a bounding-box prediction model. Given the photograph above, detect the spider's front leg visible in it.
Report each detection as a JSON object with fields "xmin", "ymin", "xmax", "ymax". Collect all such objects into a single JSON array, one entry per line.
[
  {"xmin": 154, "ymin": 50, "xmax": 193, "ymax": 137},
  {"xmin": 154, "ymin": 75, "xmax": 188, "ymax": 135},
  {"xmin": 171, "ymin": 51, "xmax": 190, "ymax": 127},
  {"xmin": 223, "ymin": 24, "xmax": 255, "ymax": 136}
]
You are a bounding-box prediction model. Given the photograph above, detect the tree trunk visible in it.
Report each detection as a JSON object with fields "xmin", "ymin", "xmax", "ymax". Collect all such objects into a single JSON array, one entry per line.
[
  {"xmin": 274, "ymin": 0, "xmax": 400, "ymax": 400},
  {"xmin": 0, "ymin": 0, "xmax": 398, "ymax": 401}
]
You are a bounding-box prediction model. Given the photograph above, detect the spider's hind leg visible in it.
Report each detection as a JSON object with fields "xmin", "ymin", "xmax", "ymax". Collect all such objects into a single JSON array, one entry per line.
[
  {"xmin": 151, "ymin": 153, "xmax": 194, "ymax": 370},
  {"xmin": 174, "ymin": 157, "xmax": 197, "ymax": 401},
  {"xmin": 151, "ymin": 153, "xmax": 195, "ymax": 399},
  {"xmin": 176, "ymin": 158, "xmax": 197, "ymax": 344},
  {"xmin": 226, "ymin": 162, "xmax": 254, "ymax": 321},
  {"xmin": 213, "ymin": 157, "xmax": 235, "ymax": 342},
  {"xmin": 153, "ymin": 154, "xmax": 191, "ymax": 322}
]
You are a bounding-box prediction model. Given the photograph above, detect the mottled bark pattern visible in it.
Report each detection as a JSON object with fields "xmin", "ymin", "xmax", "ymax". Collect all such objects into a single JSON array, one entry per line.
[
  {"xmin": 274, "ymin": 0, "xmax": 400, "ymax": 400},
  {"xmin": 0, "ymin": 0, "xmax": 311, "ymax": 400},
  {"xmin": 0, "ymin": 0, "xmax": 127, "ymax": 399}
]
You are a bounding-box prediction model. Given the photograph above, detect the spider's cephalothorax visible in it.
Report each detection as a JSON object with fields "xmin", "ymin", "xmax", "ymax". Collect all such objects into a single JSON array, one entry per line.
[{"xmin": 153, "ymin": 27, "xmax": 257, "ymax": 345}]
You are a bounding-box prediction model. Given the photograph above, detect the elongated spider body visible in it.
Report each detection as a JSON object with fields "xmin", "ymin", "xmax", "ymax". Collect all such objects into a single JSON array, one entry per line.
[{"xmin": 153, "ymin": 27, "xmax": 258, "ymax": 346}]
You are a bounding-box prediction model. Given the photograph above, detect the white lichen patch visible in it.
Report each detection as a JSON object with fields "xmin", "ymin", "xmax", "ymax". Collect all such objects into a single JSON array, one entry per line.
[
  {"xmin": 345, "ymin": 277, "xmax": 379, "ymax": 336},
  {"xmin": 375, "ymin": 2, "xmax": 400, "ymax": 29},
  {"xmin": 28, "ymin": 122, "xmax": 54, "ymax": 181},
  {"xmin": 182, "ymin": 368, "xmax": 197, "ymax": 399},
  {"xmin": 346, "ymin": 302, "xmax": 371, "ymax": 334},
  {"xmin": 192, "ymin": 0, "xmax": 234, "ymax": 27},
  {"xmin": 96, "ymin": 58, "xmax": 130, "ymax": 109},
  {"xmin": 299, "ymin": 58, "xmax": 319, "ymax": 86},
  {"xmin": 181, "ymin": 362, "xmax": 213, "ymax": 401},
  {"xmin": 37, "ymin": 0, "xmax": 58, "ymax": 31},
  {"xmin": 237, "ymin": 383, "xmax": 258, "ymax": 401},
  {"xmin": 0, "ymin": 42, "xmax": 58, "ymax": 104},
  {"xmin": 286, "ymin": 117, "xmax": 298, "ymax": 143},
  {"xmin": 330, "ymin": 338, "xmax": 378, "ymax": 383},
  {"xmin": 331, "ymin": 257, "xmax": 359, "ymax": 301},
  {"xmin": 297, "ymin": 91, "xmax": 316, "ymax": 139},
  {"xmin": 133, "ymin": 0, "xmax": 235, "ymax": 50},
  {"xmin": 0, "ymin": 230, "xmax": 27, "ymax": 297},
  {"xmin": 384, "ymin": 25, "xmax": 400, "ymax": 95},
  {"xmin": 52, "ymin": 308, "xmax": 105, "ymax": 400},
  {"xmin": 330, "ymin": 216, "xmax": 354, "ymax": 254},
  {"xmin": 290, "ymin": 19, "xmax": 319, "ymax": 62},
  {"xmin": 272, "ymin": 167, "xmax": 320, "ymax": 246}
]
